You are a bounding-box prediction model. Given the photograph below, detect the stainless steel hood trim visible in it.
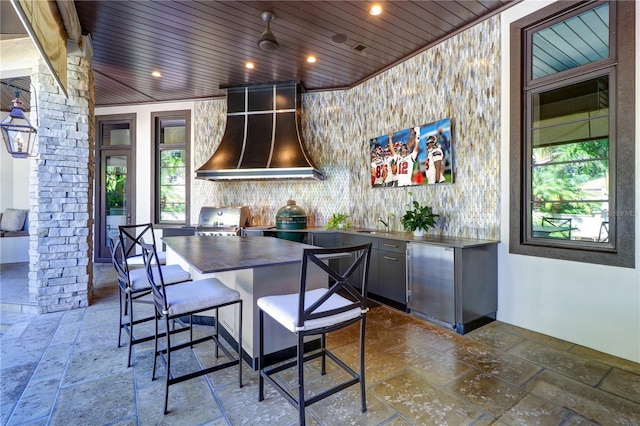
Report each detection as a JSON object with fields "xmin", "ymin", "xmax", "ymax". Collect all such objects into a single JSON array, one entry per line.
[
  {"xmin": 196, "ymin": 82, "xmax": 324, "ymax": 181},
  {"xmin": 196, "ymin": 167, "xmax": 324, "ymax": 180}
]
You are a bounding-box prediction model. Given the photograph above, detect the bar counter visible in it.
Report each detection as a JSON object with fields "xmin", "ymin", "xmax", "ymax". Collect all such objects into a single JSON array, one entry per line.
[
  {"xmin": 162, "ymin": 235, "xmax": 332, "ymax": 368},
  {"xmin": 162, "ymin": 235, "xmax": 320, "ymax": 273}
]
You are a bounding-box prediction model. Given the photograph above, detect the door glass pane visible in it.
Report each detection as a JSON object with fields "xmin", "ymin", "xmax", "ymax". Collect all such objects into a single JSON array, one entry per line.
[
  {"xmin": 102, "ymin": 123, "xmax": 131, "ymax": 146},
  {"xmin": 106, "ymin": 155, "xmax": 128, "ymax": 234},
  {"xmin": 160, "ymin": 118, "xmax": 186, "ymax": 144},
  {"xmin": 531, "ymin": 3, "xmax": 609, "ymax": 79}
]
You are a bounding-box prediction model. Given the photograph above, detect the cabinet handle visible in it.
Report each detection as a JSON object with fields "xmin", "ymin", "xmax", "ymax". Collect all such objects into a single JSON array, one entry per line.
[
  {"xmin": 383, "ymin": 243, "xmax": 399, "ymax": 248},
  {"xmin": 383, "ymin": 256, "xmax": 398, "ymax": 261}
]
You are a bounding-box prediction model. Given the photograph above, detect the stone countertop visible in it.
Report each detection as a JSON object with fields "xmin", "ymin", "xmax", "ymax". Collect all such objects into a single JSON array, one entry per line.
[
  {"xmin": 163, "ymin": 235, "xmax": 336, "ymax": 274},
  {"xmin": 244, "ymin": 226, "xmax": 498, "ymax": 248}
]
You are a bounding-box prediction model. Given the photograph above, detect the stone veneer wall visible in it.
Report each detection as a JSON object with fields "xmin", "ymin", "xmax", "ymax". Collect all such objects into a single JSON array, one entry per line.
[
  {"xmin": 192, "ymin": 16, "xmax": 500, "ymax": 240},
  {"xmin": 28, "ymin": 57, "xmax": 95, "ymax": 312}
]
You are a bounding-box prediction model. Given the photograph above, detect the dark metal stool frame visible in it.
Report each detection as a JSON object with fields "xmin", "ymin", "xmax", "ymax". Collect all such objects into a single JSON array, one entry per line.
[
  {"xmin": 140, "ymin": 242, "xmax": 243, "ymax": 414},
  {"xmin": 258, "ymin": 243, "xmax": 372, "ymax": 426},
  {"xmin": 112, "ymin": 223, "xmax": 191, "ymax": 367}
]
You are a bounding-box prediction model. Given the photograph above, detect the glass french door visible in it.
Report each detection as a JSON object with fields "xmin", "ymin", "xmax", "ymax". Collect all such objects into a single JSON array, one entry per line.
[{"xmin": 95, "ymin": 115, "xmax": 136, "ymax": 262}]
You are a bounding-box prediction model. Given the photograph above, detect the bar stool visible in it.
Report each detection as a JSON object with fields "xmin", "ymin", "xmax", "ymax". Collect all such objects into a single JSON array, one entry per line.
[
  {"xmin": 111, "ymin": 224, "xmax": 192, "ymax": 367},
  {"xmin": 257, "ymin": 243, "xmax": 372, "ymax": 426},
  {"xmin": 140, "ymin": 242, "xmax": 244, "ymax": 415}
]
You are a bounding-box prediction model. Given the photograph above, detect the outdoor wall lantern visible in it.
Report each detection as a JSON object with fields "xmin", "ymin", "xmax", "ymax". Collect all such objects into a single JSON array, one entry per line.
[{"xmin": 1, "ymin": 89, "xmax": 37, "ymax": 158}]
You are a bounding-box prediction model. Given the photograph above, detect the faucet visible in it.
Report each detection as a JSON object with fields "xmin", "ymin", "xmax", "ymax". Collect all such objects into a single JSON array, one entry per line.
[{"xmin": 378, "ymin": 216, "xmax": 389, "ymax": 233}]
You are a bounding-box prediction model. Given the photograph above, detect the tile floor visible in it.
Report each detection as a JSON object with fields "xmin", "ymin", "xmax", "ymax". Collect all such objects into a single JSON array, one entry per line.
[{"xmin": 1, "ymin": 262, "xmax": 639, "ymax": 425}]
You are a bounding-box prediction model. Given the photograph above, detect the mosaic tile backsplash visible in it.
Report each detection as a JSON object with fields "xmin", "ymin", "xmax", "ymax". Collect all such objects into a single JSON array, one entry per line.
[{"xmin": 192, "ymin": 16, "xmax": 500, "ymax": 240}]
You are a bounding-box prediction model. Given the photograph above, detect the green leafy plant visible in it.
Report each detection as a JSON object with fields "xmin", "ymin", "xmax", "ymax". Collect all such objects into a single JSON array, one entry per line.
[
  {"xmin": 400, "ymin": 197, "xmax": 439, "ymax": 233},
  {"xmin": 325, "ymin": 213, "xmax": 351, "ymax": 229}
]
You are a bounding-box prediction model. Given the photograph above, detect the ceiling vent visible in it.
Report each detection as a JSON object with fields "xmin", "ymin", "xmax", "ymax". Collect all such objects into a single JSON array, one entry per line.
[
  {"xmin": 352, "ymin": 43, "xmax": 368, "ymax": 53},
  {"xmin": 196, "ymin": 82, "xmax": 324, "ymax": 181}
]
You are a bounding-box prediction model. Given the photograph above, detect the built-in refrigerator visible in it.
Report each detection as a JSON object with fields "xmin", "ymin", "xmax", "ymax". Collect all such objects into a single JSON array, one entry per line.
[
  {"xmin": 406, "ymin": 242, "xmax": 497, "ymax": 334},
  {"xmin": 406, "ymin": 243, "xmax": 456, "ymax": 328}
]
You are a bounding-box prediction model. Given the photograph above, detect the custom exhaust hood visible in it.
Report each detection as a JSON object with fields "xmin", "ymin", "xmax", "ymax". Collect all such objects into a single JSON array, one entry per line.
[{"xmin": 196, "ymin": 82, "xmax": 324, "ymax": 181}]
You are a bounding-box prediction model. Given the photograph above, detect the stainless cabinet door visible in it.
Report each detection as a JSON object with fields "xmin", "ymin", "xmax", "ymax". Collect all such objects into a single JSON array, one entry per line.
[{"xmin": 407, "ymin": 243, "xmax": 455, "ymax": 326}]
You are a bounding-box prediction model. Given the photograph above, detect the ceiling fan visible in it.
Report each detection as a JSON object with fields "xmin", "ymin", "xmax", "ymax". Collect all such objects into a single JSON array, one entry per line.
[{"xmin": 258, "ymin": 11, "xmax": 279, "ymax": 51}]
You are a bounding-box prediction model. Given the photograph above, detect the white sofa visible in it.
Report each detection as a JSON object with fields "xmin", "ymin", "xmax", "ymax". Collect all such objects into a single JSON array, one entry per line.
[{"xmin": 0, "ymin": 209, "xmax": 30, "ymax": 264}]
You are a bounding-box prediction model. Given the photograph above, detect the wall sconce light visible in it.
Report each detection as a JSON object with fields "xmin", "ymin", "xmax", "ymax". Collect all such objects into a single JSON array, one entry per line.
[{"xmin": 1, "ymin": 88, "xmax": 37, "ymax": 158}]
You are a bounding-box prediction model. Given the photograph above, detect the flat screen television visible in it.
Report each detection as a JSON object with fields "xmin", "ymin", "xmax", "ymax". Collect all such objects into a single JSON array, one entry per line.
[{"xmin": 369, "ymin": 117, "xmax": 452, "ymax": 188}]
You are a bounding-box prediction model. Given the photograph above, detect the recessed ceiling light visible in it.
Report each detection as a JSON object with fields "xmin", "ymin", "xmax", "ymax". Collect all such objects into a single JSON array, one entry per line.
[
  {"xmin": 245, "ymin": 62, "xmax": 255, "ymax": 69},
  {"xmin": 370, "ymin": 5, "xmax": 382, "ymax": 16},
  {"xmin": 306, "ymin": 56, "xmax": 316, "ymax": 63},
  {"xmin": 151, "ymin": 70, "xmax": 162, "ymax": 77}
]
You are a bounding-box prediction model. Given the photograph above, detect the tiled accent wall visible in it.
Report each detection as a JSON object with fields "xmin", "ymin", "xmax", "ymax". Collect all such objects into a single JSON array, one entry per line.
[{"xmin": 193, "ymin": 16, "xmax": 500, "ymax": 240}]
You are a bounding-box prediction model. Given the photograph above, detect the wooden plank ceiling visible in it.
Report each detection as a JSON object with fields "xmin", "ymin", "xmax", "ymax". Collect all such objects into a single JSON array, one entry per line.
[{"xmin": 3, "ymin": 0, "xmax": 515, "ymax": 110}]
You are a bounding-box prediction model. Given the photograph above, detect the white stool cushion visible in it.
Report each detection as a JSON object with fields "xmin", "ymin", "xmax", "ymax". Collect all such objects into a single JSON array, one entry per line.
[
  {"xmin": 257, "ymin": 288, "xmax": 364, "ymax": 332},
  {"xmin": 127, "ymin": 251, "xmax": 167, "ymax": 266},
  {"xmin": 128, "ymin": 264, "xmax": 191, "ymax": 291},
  {"xmin": 164, "ymin": 278, "xmax": 240, "ymax": 317}
]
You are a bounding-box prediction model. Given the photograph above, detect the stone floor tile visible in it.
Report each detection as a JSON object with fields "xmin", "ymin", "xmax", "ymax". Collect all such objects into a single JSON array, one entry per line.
[
  {"xmin": 383, "ymin": 416, "xmax": 414, "ymax": 425},
  {"xmin": 330, "ymin": 343, "xmax": 407, "ymax": 386},
  {"xmin": 0, "ymin": 362, "xmax": 37, "ymax": 403},
  {"xmin": 49, "ymin": 373, "xmax": 136, "ymax": 425},
  {"xmin": 447, "ymin": 369, "xmax": 527, "ymax": 417},
  {"xmin": 60, "ymin": 307, "xmax": 86, "ymax": 323},
  {"xmin": 371, "ymin": 371, "xmax": 485, "ymax": 425},
  {"xmin": 72, "ymin": 322, "xmax": 119, "ymax": 353},
  {"xmin": 136, "ymin": 377, "xmax": 225, "ymax": 425},
  {"xmin": 598, "ymin": 367, "xmax": 640, "ymax": 404},
  {"xmin": 524, "ymin": 369, "xmax": 640, "ymax": 425},
  {"xmin": 495, "ymin": 393, "xmax": 571, "ymax": 425},
  {"xmin": 367, "ymin": 306, "xmax": 415, "ymax": 329},
  {"xmin": 1, "ymin": 401, "xmax": 16, "ymax": 426},
  {"xmin": 570, "ymin": 345, "xmax": 640, "ymax": 375},
  {"xmin": 385, "ymin": 342, "xmax": 473, "ymax": 386},
  {"xmin": 32, "ymin": 343, "xmax": 73, "ymax": 377},
  {"xmin": 62, "ymin": 345, "xmax": 131, "ymax": 386},
  {"xmin": 1, "ymin": 337, "xmax": 49, "ymax": 369},
  {"xmin": 493, "ymin": 323, "xmax": 574, "ymax": 351},
  {"xmin": 366, "ymin": 325, "xmax": 427, "ymax": 353},
  {"xmin": 309, "ymin": 388, "xmax": 397, "ymax": 426},
  {"xmin": 466, "ymin": 322, "xmax": 526, "ymax": 351},
  {"xmin": 509, "ymin": 340, "xmax": 611, "ymax": 386},
  {"xmin": 0, "ymin": 318, "xmax": 32, "ymax": 341},
  {"xmin": 216, "ymin": 374, "xmax": 299, "ymax": 426},
  {"xmin": 394, "ymin": 320, "xmax": 462, "ymax": 352},
  {"xmin": 49, "ymin": 320, "xmax": 80, "ymax": 344},
  {"xmin": 448, "ymin": 338, "xmax": 542, "ymax": 387},
  {"xmin": 6, "ymin": 374, "xmax": 61, "ymax": 425},
  {"xmin": 79, "ymin": 305, "xmax": 121, "ymax": 329},
  {"xmin": 561, "ymin": 413, "xmax": 600, "ymax": 425},
  {"xmin": 325, "ymin": 323, "xmax": 359, "ymax": 350}
]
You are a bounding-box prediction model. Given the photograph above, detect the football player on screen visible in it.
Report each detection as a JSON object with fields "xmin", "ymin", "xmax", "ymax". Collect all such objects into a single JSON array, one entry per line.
[
  {"xmin": 425, "ymin": 135, "xmax": 446, "ymax": 184},
  {"xmin": 389, "ymin": 129, "xmax": 419, "ymax": 187}
]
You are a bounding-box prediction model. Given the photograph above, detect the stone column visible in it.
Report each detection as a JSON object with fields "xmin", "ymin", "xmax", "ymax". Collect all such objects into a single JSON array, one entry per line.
[{"xmin": 28, "ymin": 56, "xmax": 95, "ymax": 313}]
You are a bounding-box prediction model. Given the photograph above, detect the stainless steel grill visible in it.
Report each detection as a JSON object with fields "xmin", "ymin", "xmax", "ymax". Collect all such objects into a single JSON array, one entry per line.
[{"xmin": 195, "ymin": 206, "xmax": 250, "ymax": 236}]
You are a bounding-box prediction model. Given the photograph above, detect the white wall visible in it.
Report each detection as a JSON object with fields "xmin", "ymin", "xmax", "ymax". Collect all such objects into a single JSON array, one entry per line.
[
  {"xmin": 498, "ymin": 0, "xmax": 640, "ymax": 363},
  {"xmin": 0, "ymin": 112, "xmax": 31, "ymax": 211},
  {"xmin": 95, "ymin": 101, "xmax": 195, "ymax": 225},
  {"xmin": 0, "ymin": 37, "xmax": 38, "ymax": 212}
]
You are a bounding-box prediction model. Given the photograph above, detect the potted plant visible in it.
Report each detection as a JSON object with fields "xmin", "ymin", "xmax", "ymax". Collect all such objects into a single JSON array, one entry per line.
[
  {"xmin": 400, "ymin": 199, "xmax": 439, "ymax": 237},
  {"xmin": 325, "ymin": 212, "xmax": 352, "ymax": 229}
]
